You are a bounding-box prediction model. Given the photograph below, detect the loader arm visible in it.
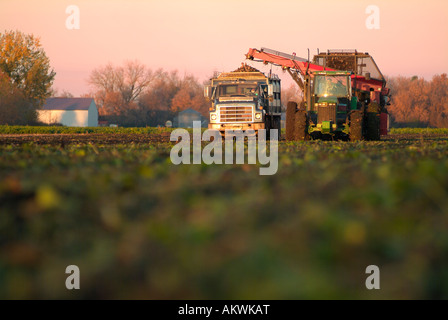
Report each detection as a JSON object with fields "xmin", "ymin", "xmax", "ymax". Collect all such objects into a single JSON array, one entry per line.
[
  {"xmin": 246, "ymin": 47, "xmax": 386, "ymax": 96},
  {"xmin": 246, "ymin": 48, "xmax": 333, "ymax": 73}
]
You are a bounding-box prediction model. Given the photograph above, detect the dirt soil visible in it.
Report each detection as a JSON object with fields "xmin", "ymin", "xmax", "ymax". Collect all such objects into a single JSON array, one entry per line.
[{"xmin": 0, "ymin": 133, "xmax": 172, "ymax": 145}]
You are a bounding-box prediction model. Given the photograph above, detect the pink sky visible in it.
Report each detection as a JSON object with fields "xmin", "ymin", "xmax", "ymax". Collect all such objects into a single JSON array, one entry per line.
[{"xmin": 1, "ymin": 0, "xmax": 447, "ymax": 96}]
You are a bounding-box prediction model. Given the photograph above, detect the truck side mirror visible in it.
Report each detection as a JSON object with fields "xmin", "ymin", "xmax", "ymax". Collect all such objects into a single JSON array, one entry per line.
[{"xmin": 204, "ymin": 86, "xmax": 212, "ymax": 100}]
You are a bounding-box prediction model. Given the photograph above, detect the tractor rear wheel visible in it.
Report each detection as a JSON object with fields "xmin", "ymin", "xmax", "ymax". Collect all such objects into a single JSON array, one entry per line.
[
  {"xmin": 286, "ymin": 101, "xmax": 297, "ymax": 141},
  {"xmin": 294, "ymin": 110, "xmax": 308, "ymax": 141},
  {"xmin": 349, "ymin": 110, "xmax": 364, "ymax": 141},
  {"xmin": 365, "ymin": 112, "xmax": 380, "ymax": 141}
]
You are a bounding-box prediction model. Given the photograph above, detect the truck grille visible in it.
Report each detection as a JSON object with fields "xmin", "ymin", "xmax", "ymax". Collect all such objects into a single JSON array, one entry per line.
[
  {"xmin": 219, "ymin": 106, "xmax": 253, "ymax": 123},
  {"xmin": 318, "ymin": 105, "xmax": 337, "ymax": 123}
]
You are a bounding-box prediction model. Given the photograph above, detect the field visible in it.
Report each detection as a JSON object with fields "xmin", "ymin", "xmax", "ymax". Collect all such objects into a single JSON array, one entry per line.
[{"xmin": 1, "ymin": 127, "xmax": 448, "ymax": 299}]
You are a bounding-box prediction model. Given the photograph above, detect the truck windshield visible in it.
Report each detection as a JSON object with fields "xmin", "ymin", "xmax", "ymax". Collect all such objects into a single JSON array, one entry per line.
[
  {"xmin": 217, "ymin": 84, "xmax": 259, "ymax": 97},
  {"xmin": 314, "ymin": 75, "xmax": 349, "ymax": 97}
]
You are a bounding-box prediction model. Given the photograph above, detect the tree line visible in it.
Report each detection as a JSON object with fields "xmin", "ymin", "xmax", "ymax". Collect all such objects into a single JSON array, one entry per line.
[
  {"xmin": 87, "ymin": 62, "xmax": 209, "ymax": 127},
  {"xmin": 1, "ymin": 30, "xmax": 448, "ymax": 128},
  {"xmin": 387, "ymin": 74, "xmax": 448, "ymax": 128},
  {"xmin": 0, "ymin": 30, "xmax": 210, "ymax": 127}
]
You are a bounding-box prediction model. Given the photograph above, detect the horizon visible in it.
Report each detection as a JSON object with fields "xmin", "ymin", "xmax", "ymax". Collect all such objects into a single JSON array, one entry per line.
[{"xmin": 1, "ymin": 0, "xmax": 447, "ymax": 96}]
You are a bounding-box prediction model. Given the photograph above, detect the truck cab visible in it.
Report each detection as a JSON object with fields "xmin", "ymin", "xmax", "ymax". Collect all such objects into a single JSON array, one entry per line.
[{"xmin": 204, "ymin": 68, "xmax": 281, "ymax": 135}]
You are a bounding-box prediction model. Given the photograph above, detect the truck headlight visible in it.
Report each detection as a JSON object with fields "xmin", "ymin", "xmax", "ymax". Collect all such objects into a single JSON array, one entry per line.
[
  {"xmin": 255, "ymin": 113, "xmax": 262, "ymax": 120},
  {"xmin": 211, "ymin": 114, "xmax": 217, "ymax": 121}
]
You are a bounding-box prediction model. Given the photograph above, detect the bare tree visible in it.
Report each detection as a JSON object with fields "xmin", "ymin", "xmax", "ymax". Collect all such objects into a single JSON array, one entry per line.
[
  {"xmin": 281, "ymin": 84, "xmax": 302, "ymax": 112},
  {"xmin": 171, "ymin": 74, "xmax": 209, "ymax": 115},
  {"xmin": 59, "ymin": 90, "xmax": 74, "ymax": 98},
  {"xmin": 88, "ymin": 61, "xmax": 159, "ymax": 115},
  {"xmin": 387, "ymin": 74, "xmax": 448, "ymax": 128},
  {"xmin": 121, "ymin": 61, "xmax": 158, "ymax": 104}
]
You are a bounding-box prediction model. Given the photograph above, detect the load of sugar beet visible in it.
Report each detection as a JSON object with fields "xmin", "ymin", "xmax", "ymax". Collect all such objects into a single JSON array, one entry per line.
[{"xmin": 233, "ymin": 63, "xmax": 261, "ymax": 73}]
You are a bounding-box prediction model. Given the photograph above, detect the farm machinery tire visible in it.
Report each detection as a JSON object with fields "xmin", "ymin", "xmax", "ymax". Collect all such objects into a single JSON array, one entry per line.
[
  {"xmin": 349, "ymin": 110, "xmax": 364, "ymax": 141},
  {"xmin": 286, "ymin": 101, "xmax": 297, "ymax": 141},
  {"xmin": 365, "ymin": 112, "xmax": 381, "ymax": 141},
  {"xmin": 294, "ymin": 110, "xmax": 308, "ymax": 141}
]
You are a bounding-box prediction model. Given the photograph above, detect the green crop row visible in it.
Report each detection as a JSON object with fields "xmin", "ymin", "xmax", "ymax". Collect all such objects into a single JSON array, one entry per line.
[
  {"xmin": 1, "ymin": 125, "xmax": 448, "ymax": 136},
  {"xmin": 390, "ymin": 128, "xmax": 448, "ymax": 135}
]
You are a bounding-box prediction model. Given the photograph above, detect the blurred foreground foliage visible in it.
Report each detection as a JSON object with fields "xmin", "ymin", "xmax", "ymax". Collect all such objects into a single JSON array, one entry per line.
[{"xmin": 1, "ymin": 135, "xmax": 448, "ymax": 299}]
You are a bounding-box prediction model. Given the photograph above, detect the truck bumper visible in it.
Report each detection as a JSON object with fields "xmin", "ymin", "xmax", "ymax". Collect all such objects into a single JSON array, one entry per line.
[{"xmin": 208, "ymin": 123, "xmax": 265, "ymax": 132}]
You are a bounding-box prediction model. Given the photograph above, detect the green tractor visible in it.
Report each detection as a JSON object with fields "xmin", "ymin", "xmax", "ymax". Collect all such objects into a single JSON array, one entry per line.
[
  {"xmin": 287, "ymin": 70, "xmax": 365, "ymax": 141},
  {"xmin": 247, "ymin": 48, "xmax": 390, "ymax": 142}
]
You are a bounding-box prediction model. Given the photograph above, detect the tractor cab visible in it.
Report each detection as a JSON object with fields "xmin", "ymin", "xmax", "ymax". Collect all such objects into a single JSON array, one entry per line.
[
  {"xmin": 313, "ymin": 71, "xmax": 352, "ymax": 111},
  {"xmin": 307, "ymin": 71, "xmax": 356, "ymax": 136}
]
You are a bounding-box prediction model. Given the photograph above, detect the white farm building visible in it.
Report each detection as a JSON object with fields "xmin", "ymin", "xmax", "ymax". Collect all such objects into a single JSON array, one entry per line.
[{"xmin": 38, "ymin": 98, "xmax": 98, "ymax": 127}]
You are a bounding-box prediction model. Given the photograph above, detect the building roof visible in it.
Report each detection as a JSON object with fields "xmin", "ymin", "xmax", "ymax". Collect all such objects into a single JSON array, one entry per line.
[
  {"xmin": 42, "ymin": 98, "xmax": 94, "ymax": 111},
  {"xmin": 179, "ymin": 108, "xmax": 201, "ymax": 115}
]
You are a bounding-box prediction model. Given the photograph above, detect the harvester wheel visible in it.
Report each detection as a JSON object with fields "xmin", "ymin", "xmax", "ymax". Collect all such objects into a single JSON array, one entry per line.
[
  {"xmin": 349, "ymin": 110, "xmax": 364, "ymax": 141},
  {"xmin": 286, "ymin": 101, "xmax": 297, "ymax": 141},
  {"xmin": 365, "ymin": 112, "xmax": 380, "ymax": 141},
  {"xmin": 294, "ymin": 110, "xmax": 308, "ymax": 141}
]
